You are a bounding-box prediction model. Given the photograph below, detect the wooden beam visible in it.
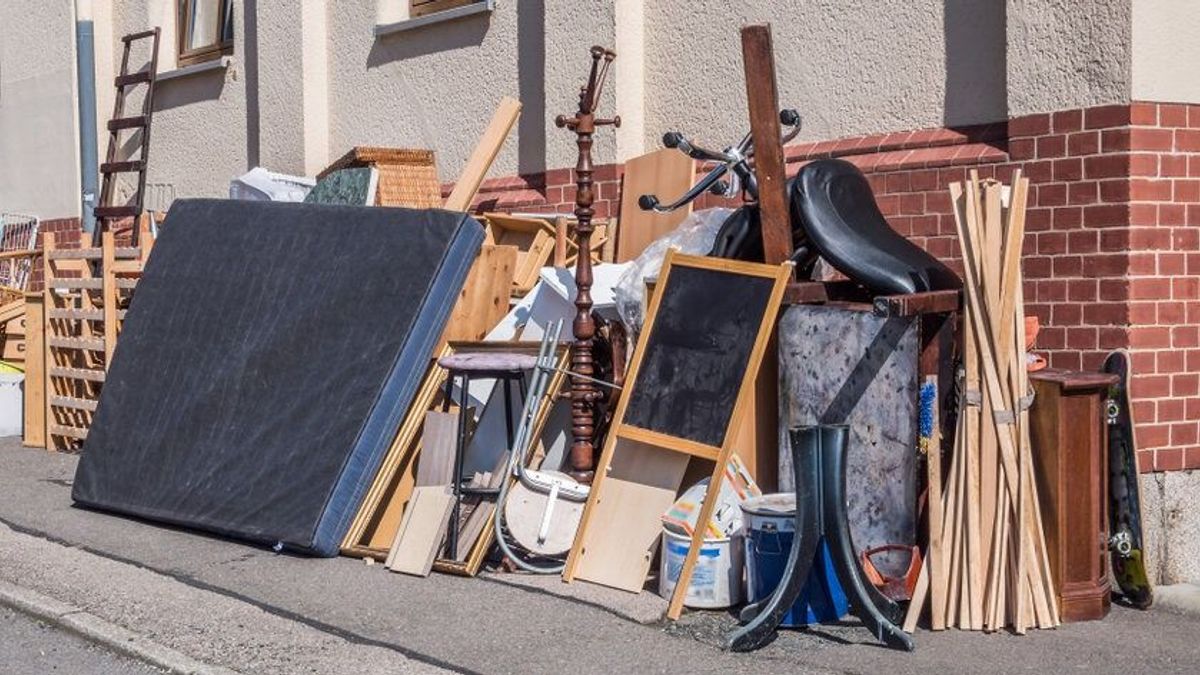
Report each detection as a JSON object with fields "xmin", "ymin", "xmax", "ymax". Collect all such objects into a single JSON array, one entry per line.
[{"xmin": 740, "ymin": 25, "xmax": 793, "ymax": 271}]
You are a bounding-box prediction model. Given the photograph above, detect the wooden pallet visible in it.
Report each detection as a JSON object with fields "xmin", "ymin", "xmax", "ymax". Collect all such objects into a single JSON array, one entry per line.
[{"xmin": 40, "ymin": 226, "xmax": 152, "ymax": 450}]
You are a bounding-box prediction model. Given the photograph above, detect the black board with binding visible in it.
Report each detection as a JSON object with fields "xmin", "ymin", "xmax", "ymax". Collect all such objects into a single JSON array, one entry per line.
[{"xmin": 622, "ymin": 263, "xmax": 777, "ymax": 448}]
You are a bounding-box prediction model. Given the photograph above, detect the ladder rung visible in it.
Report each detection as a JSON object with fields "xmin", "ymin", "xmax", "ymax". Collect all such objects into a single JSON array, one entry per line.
[
  {"xmin": 122, "ymin": 30, "xmax": 159, "ymax": 42},
  {"xmin": 48, "ymin": 424, "xmax": 89, "ymax": 441},
  {"xmin": 47, "ymin": 248, "xmax": 102, "ymax": 260},
  {"xmin": 48, "ymin": 309, "xmax": 103, "ymax": 321},
  {"xmin": 50, "ymin": 367, "xmax": 108, "ymax": 384},
  {"xmin": 48, "ymin": 336, "xmax": 105, "ymax": 351},
  {"xmin": 95, "ymin": 206, "xmax": 140, "ymax": 219},
  {"xmin": 51, "ymin": 278, "xmax": 103, "ymax": 290},
  {"xmin": 108, "ymin": 115, "xmax": 149, "ymax": 131},
  {"xmin": 116, "ymin": 278, "xmax": 139, "ymax": 289},
  {"xmin": 100, "ymin": 160, "xmax": 145, "ymax": 174},
  {"xmin": 115, "ymin": 71, "xmax": 153, "ymax": 87},
  {"xmin": 50, "ymin": 395, "xmax": 98, "ymax": 413},
  {"xmin": 115, "ymin": 247, "xmax": 142, "ymax": 259}
]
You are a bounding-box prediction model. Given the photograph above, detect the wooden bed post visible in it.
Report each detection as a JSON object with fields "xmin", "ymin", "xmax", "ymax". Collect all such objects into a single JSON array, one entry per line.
[{"xmin": 556, "ymin": 46, "xmax": 620, "ymax": 483}]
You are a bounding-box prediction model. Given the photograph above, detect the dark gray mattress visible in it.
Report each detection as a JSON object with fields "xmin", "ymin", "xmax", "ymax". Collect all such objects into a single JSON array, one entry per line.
[{"xmin": 72, "ymin": 199, "xmax": 483, "ymax": 556}]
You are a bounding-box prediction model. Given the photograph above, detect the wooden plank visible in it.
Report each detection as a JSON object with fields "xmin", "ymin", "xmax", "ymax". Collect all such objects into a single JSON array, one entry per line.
[
  {"xmin": 614, "ymin": 149, "xmax": 696, "ymax": 263},
  {"xmin": 616, "ymin": 425, "xmax": 721, "ymax": 461},
  {"xmin": 440, "ymin": 245, "xmax": 517, "ymax": 344},
  {"xmin": 50, "ymin": 395, "xmax": 98, "ymax": 412},
  {"xmin": 417, "ymin": 410, "xmax": 460, "ymax": 487},
  {"xmin": 444, "ymin": 97, "xmax": 522, "ymax": 212},
  {"xmin": 102, "ymin": 232, "xmax": 118, "ymax": 363},
  {"xmin": 567, "ymin": 436, "xmax": 691, "ymax": 592},
  {"xmin": 48, "ymin": 336, "xmax": 106, "ymax": 351},
  {"xmin": 384, "ymin": 485, "xmax": 455, "ymax": 577},
  {"xmin": 740, "ymin": 25, "xmax": 793, "ymax": 270},
  {"xmin": 48, "ymin": 366, "xmax": 107, "ymax": 383},
  {"xmin": 47, "ymin": 309, "xmax": 104, "ymax": 321},
  {"xmin": 22, "ymin": 294, "xmax": 45, "ymax": 448},
  {"xmin": 47, "ymin": 423, "xmax": 87, "ymax": 441},
  {"xmin": 51, "ymin": 278, "xmax": 103, "ymax": 291}
]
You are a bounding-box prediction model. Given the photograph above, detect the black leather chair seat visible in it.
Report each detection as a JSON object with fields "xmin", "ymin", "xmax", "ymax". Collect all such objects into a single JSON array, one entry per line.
[{"xmin": 790, "ymin": 159, "xmax": 961, "ymax": 295}]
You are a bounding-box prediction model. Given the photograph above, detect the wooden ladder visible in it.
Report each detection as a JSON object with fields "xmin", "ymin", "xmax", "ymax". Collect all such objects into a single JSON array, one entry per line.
[{"xmin": 95, "ymin": 28, "xmax": 161, "ymax": 247}]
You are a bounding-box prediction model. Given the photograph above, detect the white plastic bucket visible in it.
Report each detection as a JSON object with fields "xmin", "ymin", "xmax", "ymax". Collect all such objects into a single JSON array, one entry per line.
[
  {"xmin": 658, "ymin": 528, "xmax": 744, "ymax": 609},
  {"xmin": 0, "ymin": 373, "xmax": 23, "ymax": 438}
]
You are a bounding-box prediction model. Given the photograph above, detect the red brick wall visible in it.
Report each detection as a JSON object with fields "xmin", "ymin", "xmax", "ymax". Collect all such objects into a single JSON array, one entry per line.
[{"xmin": 456, "ymin": 102, "xmax": 1199, "ymax": 473}]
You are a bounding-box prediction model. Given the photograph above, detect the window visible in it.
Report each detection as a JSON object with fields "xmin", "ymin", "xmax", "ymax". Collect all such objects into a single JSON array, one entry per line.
[
  {"xmin": 176, "ymin": 0, "xmax": 233, "ymax": 67},
  {"xmin": 410, "ymin": 0, "xmax": 483, "ymax": 18}
]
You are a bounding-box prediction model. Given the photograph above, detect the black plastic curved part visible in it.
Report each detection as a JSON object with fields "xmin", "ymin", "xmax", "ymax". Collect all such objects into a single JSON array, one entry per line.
[
  {"xmin": 725, "ymin": 427, "xmax": 823, "ymax": 652},
  {"xmin": 638, "ymin": 194, "xmax": 659, "ymax": 211},
  {"xmin": 819, "ymin": 426, "xmax": 915, "ymax": 652},
  {"xmin": 709, "ymin": 180, "xmax": 731, "ymax": 197},
  {"xmin": 790, "ymin": 159, "xmax": 962, "ymax": 295},
  {"xmin": 780, "ymin": 109, "xmax": 801, "ymax": 126},
  {"xmin": 663, "ymin": 131, "xmax": 683, "ymax": 149}
]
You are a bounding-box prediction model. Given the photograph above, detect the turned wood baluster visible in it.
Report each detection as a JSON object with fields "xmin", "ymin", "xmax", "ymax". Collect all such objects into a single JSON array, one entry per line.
[{"xmin": 556, "ymin": 46, "xmax": 619, "ymax": 483}]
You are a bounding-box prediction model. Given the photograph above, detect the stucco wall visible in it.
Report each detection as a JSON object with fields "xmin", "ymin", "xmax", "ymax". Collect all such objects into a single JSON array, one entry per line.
[
  {"xmin": 1132, "ymin": 0, "xmax": 1200, "ymax": 104},
  {"xmin": 642, "ymin": 0, "xmax": 1007, "ymax": 150},
  {"xmin": 1006, "ymin": 0, "xmax": 1132, "ymax": 116},
  {"xmin": 0, "ymin": 0, "xmax": 80, "ymax": 220},
  {"xmin": 326, "ymin": 1, "xmax": 615, "ymax": 182},
  {"xmin": 112, "ymin": 0, "xmax": 249, "ymax": 201}
]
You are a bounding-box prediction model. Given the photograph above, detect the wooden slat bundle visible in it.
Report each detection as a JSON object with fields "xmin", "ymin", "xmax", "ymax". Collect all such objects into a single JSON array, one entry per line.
[{"xmin": 906, "ymin": 172, "xmax": 1059, "ymax": 633}]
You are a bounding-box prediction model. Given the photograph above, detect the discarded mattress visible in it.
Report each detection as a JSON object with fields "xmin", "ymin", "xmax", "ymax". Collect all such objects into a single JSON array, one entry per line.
[{"xmin": 72, "ymin": 199, "xmax": 484, "ymax": 556}]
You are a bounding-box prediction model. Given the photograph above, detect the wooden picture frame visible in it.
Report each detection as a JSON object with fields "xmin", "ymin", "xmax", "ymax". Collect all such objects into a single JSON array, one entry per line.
[{"xmin": 562, "ymin": 251, "xmax": 791, "ymax": 620}]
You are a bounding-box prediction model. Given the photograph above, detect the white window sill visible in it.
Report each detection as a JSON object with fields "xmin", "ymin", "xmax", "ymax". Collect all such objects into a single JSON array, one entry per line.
[
  {"xmin": 158, "ymin": 56, "xmax": 233, "ymax": 83},
  {"xmin": 375, "ymin": 1, "xmax": 494, "ymax": 37}
]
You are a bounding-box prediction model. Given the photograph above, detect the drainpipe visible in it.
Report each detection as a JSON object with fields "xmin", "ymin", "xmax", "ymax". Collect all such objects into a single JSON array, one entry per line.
[{"xmin": 75, "ymin": 0, "xmax": 99, "ymax": 234}]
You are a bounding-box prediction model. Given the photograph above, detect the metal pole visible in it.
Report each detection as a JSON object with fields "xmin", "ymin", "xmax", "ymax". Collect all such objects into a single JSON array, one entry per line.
[{"xmin": 75, "ymin": 0, "xmax": 100, "ymax": 234}]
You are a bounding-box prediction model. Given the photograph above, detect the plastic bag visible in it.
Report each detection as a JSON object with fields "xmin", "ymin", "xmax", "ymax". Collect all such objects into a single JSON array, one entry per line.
[{"xmin": 613, "ymin": 207, "xmax": 733, "ymax": 333}]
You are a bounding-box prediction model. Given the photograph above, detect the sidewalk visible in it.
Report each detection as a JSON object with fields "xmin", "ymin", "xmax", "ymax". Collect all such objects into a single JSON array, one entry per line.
[{"xmin": 1, "ymin": 439, "xmax": 1198, "ymax": 674}]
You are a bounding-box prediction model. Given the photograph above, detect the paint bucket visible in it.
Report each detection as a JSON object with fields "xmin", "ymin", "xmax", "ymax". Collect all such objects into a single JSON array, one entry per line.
[
  {"xmin": 741, "ymin": 493, "xmax": 849, "ymax": 626},
  {"xmin": 0, "ymin": 373, "xmax": 22, "ymax": 438},
  {"xmin": 658, "ymin": 528, "xmax": 744, "ymax": 608}
]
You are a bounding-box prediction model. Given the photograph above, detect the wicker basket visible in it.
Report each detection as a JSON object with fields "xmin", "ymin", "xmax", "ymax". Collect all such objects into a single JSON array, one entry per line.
[{"xmin": 318, "ymin": 147, "xmax": 442, "ymax": 209}]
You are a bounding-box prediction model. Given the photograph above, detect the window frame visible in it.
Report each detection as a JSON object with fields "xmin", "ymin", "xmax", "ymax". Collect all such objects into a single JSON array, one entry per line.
[
  {"xmin": 409, "ymin": 0, "xmax": 482, "ymax": 19},
  {"xmin": 176, "ymin": 0, "xmax": 234, "ymax": 68}
]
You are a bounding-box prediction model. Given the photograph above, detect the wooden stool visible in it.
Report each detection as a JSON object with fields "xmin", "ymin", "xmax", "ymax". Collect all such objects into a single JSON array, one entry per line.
[{"xmin": 437, "ymin": 351, "xmax": 537, "ymax": 558}]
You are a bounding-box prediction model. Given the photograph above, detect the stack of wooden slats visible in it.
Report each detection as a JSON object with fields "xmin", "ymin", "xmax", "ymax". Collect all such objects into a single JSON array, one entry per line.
[{"xmin": 907, "ymin": 171, "xmax": 1060, "ymax": 633}]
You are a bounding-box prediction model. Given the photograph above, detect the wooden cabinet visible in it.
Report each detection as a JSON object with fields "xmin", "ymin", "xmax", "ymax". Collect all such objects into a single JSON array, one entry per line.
[{"xmin": 1029, "ymin": 368, "xmax": 1116, "ymax": 622}]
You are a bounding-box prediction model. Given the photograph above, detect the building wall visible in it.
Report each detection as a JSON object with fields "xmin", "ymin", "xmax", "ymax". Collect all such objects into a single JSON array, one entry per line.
[
  {"xmin": 0, "ymin": 0, "xmax": 80, "ymax": 220},
  {"xmin": 643, "ymin": 0, "xmax": 1008, "ymax": 153},
  {"xmin": 1132, "ymin": 0, "xmax": 1200, "ymax": 104},
  {"xmin": 1006, "ymin": 0, "xmax": 1132, "ymax": 116},
  {"xmin": 110, "ymin": 0, "xmax": 250, "ymax": 203}
]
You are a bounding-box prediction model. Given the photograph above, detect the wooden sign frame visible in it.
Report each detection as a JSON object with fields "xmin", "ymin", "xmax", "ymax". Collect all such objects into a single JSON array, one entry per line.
[{"xmin": 562, "ymin": 250, "xmax": 791, "ymax": 620}]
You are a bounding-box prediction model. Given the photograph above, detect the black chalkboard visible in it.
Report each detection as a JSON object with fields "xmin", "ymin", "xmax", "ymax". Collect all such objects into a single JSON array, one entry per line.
[{"xmin": 623, "ymin": 263, "xmax": 776, "ymax": 447}]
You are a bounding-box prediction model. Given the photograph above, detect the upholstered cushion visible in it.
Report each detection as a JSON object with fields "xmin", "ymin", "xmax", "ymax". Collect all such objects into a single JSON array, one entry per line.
[{"xmin": 438, "ymin": 352, "xmax": 538, "ymax": 373}]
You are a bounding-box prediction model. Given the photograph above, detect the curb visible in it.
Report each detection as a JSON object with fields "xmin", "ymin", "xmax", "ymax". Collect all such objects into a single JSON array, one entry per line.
[
  {"xmin": 0, "ymin": 578, "xmax": 239, "ymax": 675},
  {"xmin": 1153, "ymin": 583, "xmax": 1200, "ymax": 618}
]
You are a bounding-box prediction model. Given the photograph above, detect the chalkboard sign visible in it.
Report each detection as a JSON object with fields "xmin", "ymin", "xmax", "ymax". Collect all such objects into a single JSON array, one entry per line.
[{"xmin": 623, "ymin": 263, "xmax": 778, "ymax": 448}]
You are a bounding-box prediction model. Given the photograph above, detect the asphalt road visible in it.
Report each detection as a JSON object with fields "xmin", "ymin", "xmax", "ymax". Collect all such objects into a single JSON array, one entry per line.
[
  {"xmin": 0, "ymin": 606, "xmax": 161, "ymax": 674},
  {"xmin": 1, "ymin": 440, "xmax": 1199, "ymax": 674}
]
